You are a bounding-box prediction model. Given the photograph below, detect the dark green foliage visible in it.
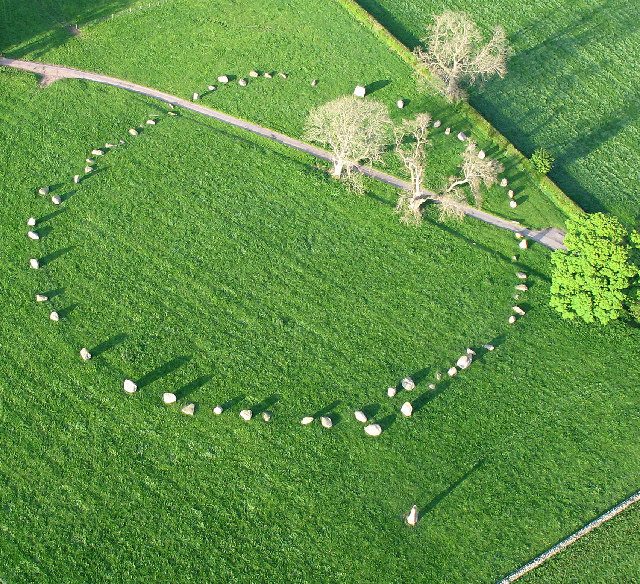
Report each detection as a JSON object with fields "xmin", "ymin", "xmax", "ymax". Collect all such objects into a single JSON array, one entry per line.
[{"xmin": 530, "ymin": 147, "xmax": 554, "ymax": 175}]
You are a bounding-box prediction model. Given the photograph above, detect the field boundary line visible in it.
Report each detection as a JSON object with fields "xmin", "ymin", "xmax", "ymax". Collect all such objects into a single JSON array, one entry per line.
[
  {"xmin": 1, "ymin": 57, "xmax": 563, "ymax": 249},
  {"xmin": 334, "ymin": 0, "xmax": 584, "ymax": 220},
  {"xmin": 498, "ymin": 489, "xmax": 640, "ymax": 583}
]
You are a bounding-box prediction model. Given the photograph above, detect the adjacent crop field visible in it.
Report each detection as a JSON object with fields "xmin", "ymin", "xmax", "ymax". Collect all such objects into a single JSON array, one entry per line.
[
  {"xmin": 355, "ymin": 0, "xmax": 640, "ymax": 226},
  {"xmin": 0, "ymin": 67, "xmax": 639, "ymax": 583},
  {"xmin": 0, "ymin": 0, "xmax": 571, "ymax": 230}
]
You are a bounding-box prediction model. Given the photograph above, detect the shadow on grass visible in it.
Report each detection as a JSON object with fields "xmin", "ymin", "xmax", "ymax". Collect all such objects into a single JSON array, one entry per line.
[
  {"xmin": 40, "ymin": 246, "xmax": 75, "ymax": 266},
  {"xmin": 38, "ymin": 207, "xmax": 66, "ymax": 224},
  {"xmin": 365, "ymin": 79, "xmax": 391, "ymax": 95},
  {"xmin": 137, "ymin": 355, "xmax": 191, "ymax": 388},
  {"xmin": 175, "ymin": 374, "xmax": 213, "ymax": 400},
  {"xmin": 90, "ymin": 332, "xmax": 128, "ymax": 358},
  {"xmin": 221, "ymin": 394, "xmax": 245, "ymax": 410},
  {"xmin": 57, "ymin": 302, "xmax": 79, "ymax": 319},
  {"xmin": 311, "ymin": 400, "xmax": 341, "ymax": 419},
  {"xmin": 41, "ymin": 287, "xmax": 64, "ymax": 299},
  {"xmin": 250, "ymin": 393, "xmax": 281, "ymax": 415}
]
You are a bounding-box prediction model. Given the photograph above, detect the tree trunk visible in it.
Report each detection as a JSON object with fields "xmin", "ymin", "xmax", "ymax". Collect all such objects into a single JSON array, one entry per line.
[
  {"xmin": 332, "ymin": 160, "xmax": 344, "ymax": 178},
  {"xmin": 447, "ymin": 178, "xmax": 468, "ymax": 192}
]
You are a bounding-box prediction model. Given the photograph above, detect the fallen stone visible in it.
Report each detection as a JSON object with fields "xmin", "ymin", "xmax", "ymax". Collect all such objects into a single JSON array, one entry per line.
[
  {"xmin": 213, "ymin": 405, "xmax": 223, "ymax": 415},
  {"xmin": 401, "ymin": 377, "xmax": 415, "ymax": 391},
  {"xmin": 181, "ymin": 403, "xmax": 195, "ymax": 416},
  {"xmin": 301, "ymin": 416, "xmax": 314, "ymax": 425},
  {"xmin": 515, "ymin": 284, "xmax": 528, "ymax": 292},
  {"xmin": 448, "ymin": 366, "xmax": 458, "ymax": 377},
  {"xmin": 508, "ymin": 315, "xmax": 517, "ymax": 324},
  {"xmin": 91, "ymin": 149, "xmax": 104, "ymax": 156},
  {"xmin": 353, "ymin": 85, "xmax": 366, "ymax": 97},
  {"xmin": 123, "ymin": 379, "xmax": 138, "ymax": 394},
  {"xmin": 162, "ymin": 392, "xmax": 177, "ymax": 403},
  {"xmin": 38, "ymin": 186, "xmax": 49, "ymax": 196},
  {"xmin": 84, "ymin": 166, "xmax": 93, "ymax": 174},
  {"xmin": 263, "ymin": 72, "xmax": 272, "ymax": 79},
  {"xmin": 513, "ymin": 306, "xmax": 526, "ymax": 316},
  {"xmin": 249, "ymin": 70, "xmax": 259, "ymax": 78},
  {"xmin": 80, "ymin": 347, "xmax": 92, "ymax": 360},
  {"xmin": 311, "ymin": 79, "xmax": 318, "ymax": 87},
  {"xmin": 320, "ymin": 416, "xmax": 333, "ymax": 429},
  {"xmin": 105, "ymin": 143, "xmax": 115, "ymax": 149},
  {"xmin": 217, "ymin": 75, "xmax": 229, "ymax": 83},
  {"xmin": 128, "ymin": 128, "xmax": 139, "ymax": 136},
  {"xmin": 168, "ymin": 111, "xmax": 178, "ymax": 116},
  {"xmin": 27, "ymin": 217, "xmax": 37, "ymax": 227},
  {"xmin": 483, "ymin": 344, "xmax": 495, "ymax": 351},
  {"xmin": 433, "ymin": 120, "xmax": 441, "ymax": 128},
  {"xmin": 396, "ymin": 99, "xmax": 405, "ymax": 109},
  {"xmin": 29, "ymin": 258, "xmax": 40, "ymax": 269},
  {"xmin": 27, "ymin": 230, "xmax": 39, "ymax": 240},
  {"xmin": 35, "ymin": 294, "xmax": 48, "ymax": 302},
  {"xmin": 146, "ymin": 119, "xmax": 156, "ymax": 125},
  {"xmin": 519, "ymin": 239, "xmax": 528, "ymax": 250},
  {"xmin": 354, "ymin": 410, "xmax": 367, "ymax": 423},
  {"xmin": 262, "ymin": 411, "xmax": 271, "ymax": 422},
  {"xmin": 238, "ymin": 78, "xmax": 247, "ymax": 87},
  {"xmin": 457, "ymin": 131, "xmax": 467, "ymax": 141},
  {"xmin": 364, "ymin": 423, "xmax": 382, "ymax": 436},
  {"xmin": 510, "ymin": 200, "xmax": 518, "ymax": 208},
  {"xmin": 387, "ymin": 386, "xmax": 397, "ymax": 398},
  {"xmin": 477, "ymin": 150, "xmax": 486, "ymax": 159},
  {"xmin": 239, "ymin": 409, "xmax": 252, "ymax": 421},
  {"xmin": 278, "ymin": 72, "xmax": 288, "ymax": 79},
  {"xmin": 401, "ymin": 402, "xmax": 413, "ymax": 417},
  {"xmin": 500, "ymin": 178, "xmax": 508, "ymax": 187},
  {"xmin": 207, "ymin": 85, "xmax": 217, "ymax": 91},
  {"xmin": 73, "ymin": 175, "xmax": 80, "ymax": 184},
  {"xmin": 516, "ymin": 271, "xmax": 527, "ymax": 279},
  {"xmin": 51, "ymin": 195, "xmax": 61, "ymax": 205},
  {"xmin": 49, "ymin": 311, "xmax": 59, "ymax": 321}
]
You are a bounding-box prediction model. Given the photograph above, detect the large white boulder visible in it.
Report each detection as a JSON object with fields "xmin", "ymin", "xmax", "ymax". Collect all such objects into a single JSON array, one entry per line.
[
  {"xmin": 29, "ymin": 258, "xmax": 40, "ymax": 269},
  {"xmin": 396, "ymin": 99, "xmax": 404, "ymax": 109},
  {"xmin": 320, "ymin": 416, "xmax": 333, "ymax": 429},
  {"xmin": 80, "ymin": 348, "xmax": 92, "ymax": 360},
  {"xmin": 124, "ymin": 379, "xmax": 138, "ymax": 394},
  {"xmin": 354, "ymin": 410, "xmax": 368, "ymax": 423},
  {"xmin": 162, "ymin": 392, "xmax": 177, "ymax": 403},
  {"xmin": 353, "ymin": 85, "xmax": 366, "ymax": 97},
  {"xmin": 401, "ymin": 377, "xmax": 415, "ymax": 391},
  {"xmin": 364, "ymin": 423, "xmax": 382, "ymax": 436},
  {"xmin": 400, "ymin": 402, "xmax": 413, "ymax": 417},
  {"xmin": 239, "ymin": 409, "xmax": 253, "ymax": 421},
  {"xmin": 477, "ymin": 150, "xmax": 486, "ymax": 159},
  {"xmin": 146, "ymin": 119, "xmax": 156, "ymax": 125},
  {"xmin": 181, "ymin": 403, "xmax": 195, "ymax": 416},
  {"xmin": 49, "ymin": 311, "xmax": 59, "ymax": 321}
]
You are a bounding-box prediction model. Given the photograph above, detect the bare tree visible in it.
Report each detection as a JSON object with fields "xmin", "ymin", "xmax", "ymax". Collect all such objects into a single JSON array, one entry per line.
[
  {"xmin": 414, "ymin": 11, "xmax": 509, "ymax": 101},
  {"xmin": 304, "ymin": 96, "xmax": 391, "ymax": 179},
  {"xmin": 437, "ymin": 189, "xmax": 467, "ymax": 222},
  {"xmin": 447, "ymin": 142, "xmax": 504, "ymax": 208},
  {"xmin": 394, "ymin": 113, "xmax": 431, "ymax": 224}
]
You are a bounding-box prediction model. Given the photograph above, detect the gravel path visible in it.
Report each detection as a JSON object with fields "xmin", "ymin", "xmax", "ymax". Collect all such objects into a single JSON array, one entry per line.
[{"xmin": 1, "ymin": 57, "xmax": 566, "ymax": 250}]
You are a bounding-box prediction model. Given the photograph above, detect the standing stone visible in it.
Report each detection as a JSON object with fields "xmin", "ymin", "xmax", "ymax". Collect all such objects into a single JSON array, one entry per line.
[
  {"xmin": 162, "ymin": 392, "xmax": 177, "ymax": 403},
  {"xmin": 207, "ymin": 85, "xmax": 217, "ymax": 91},
  {"xmin": 263, "ymin": 72, "xmax": 273, "ymax": 79},
  {"xmin": 401, "ymin": 377, "xmax": 415, "ymax": 391},
  {"xmin": 27, "ymin": 231, "xmax": 40, "ymax": 240},
  {"xmin": 38, "ymin": 186, "xmax": 50, "ymax": 196},
  {"xmin": 405, "ymin": 505, "xmax": 418, "ymax": 526},
  {"xmin": 86, "ymin": 158, "xmax": 94, "ymax": 164},
  {"xmin": 91, "ymin": 149, "xmax": 104, "ymax": 156},
  {"xmin": 238, "ymin": 78, "xmax": 247, "ymax": 87},
  {"xmin": 364, "ymin": 423, "xmax": 382, "ymax": 436},
  {"xmin": 29, "ymin": 258, "xmax": 40, "ymax": 269},
  {"xmin": 128, "ymin": 128, "xmax": 139, "ymax": 136},
  {"xmin": 433, "ymin": 120, "xmax": 441, "ymax": 128},
  {"xmin": 73, "ymin": 175, "xmax": 80, "ymax": 184},
  {"xmin": 508, "ymin": 315, "xmax": 517, "ymax": 324},
  {"xmin": 444, "ymin": 127, "xmax": 451, "ymax": 135},
  {"xmin": 213, "ymin": 405, "xmax": 223, "ymax": 415},
  {"xmin": 320, "ymin": 416, "xmax": 333, "ymax": 429},
  {"xmin": 500, "ymin": 178, "xmax": 508, "ymax": 187},
  {"xmin": 124, "ymin": 379, "xmax": 138, "ymax": 394},
  {"xmin": 519, "ymin": 239, "xmax": 528, "ymax": 249},
  {"xmin": 105, "ymin": 143, "xmax": 115, "ymax": 149},
  {"xmin": 35, "ymin": 294, "xmax": 48, "ymax": 302},
  {"xmin": 249, "ymin": 70, "xmax": 259, "ymax": 78},
  {"xmin": 400, "ymin": 402, "xmax": 413, "ymax": 417},
  {"xmin": 513, "ymin": 306, "xmax": 526, "ymax": 316},
  {"xmin": 181, "ymin": 403, "xmax": 195, "ymax": 416},
  {"xmin": 510, "ymin": 200, "xmax": 518, "ymax": 208},
  {"xmin": 262, "ymin": 411, "xmax": 271, "ymax": 422},
  {"xmin": 311, "ymin": 79, "xmax": 318, "ymax": 87},
  {"xmin": 387, "ymin": 386, "xmax": 397, "ymax": 398},
  {"xmin": 516, "ymin": 271, "xmax": 527, "ymax": 279},
  {"xmin": 146, "ymin": 119, "xmax": 156, "ymax": 125},
  {"xmin": 217, "ymin": 75, "xmax": 229, "ymax": 83},
  {"xmin": 51, "ymin": 195, "xmax": 62, "ymax": 205},
  {"xmin": 49, "ymin": 311, "xmax": 60, "ymax": 321},
  {"xmin": 448, "ymin": 366, "xmax": 458, "ymax": 377},
  {"xmin": 354, "ymin": 410, "xmax": 367, "ymax": 423},
  {"xmin": 515, "ymin": 284, "xmax": 528, "ymax": 292},
  {"xmin": 508, "ymin": 190, "xmax": 514, "ymax": 199},
  {"xmin": 477, "ymin": 150, "xmax": 486, "ymax": 159},
  {"xmin": 80, "ymin": 348, "xmax": 92, "ymax": 360},
  {"xmin": 192, "ymin": 93, "xmax": 199, "ymax": 101},
  {"xmin": 300, "ymin": 416, "xmax": 314, "ymax": 425},
  {"xmin": 428, "ymin": 383, "xmax": 436, "ymax": 389},
  {"xmin": 353, "ymin": 85, "xmax": 366, "ymax": 98},
  {"xmin": 84, "ymin": 166, "xmax": 93, "ymax": 174},
  {"xmin": 27, "ymin": 217, "xmax": 37, "ymax": 227},
  {"xmin": 278, "ymin": 72, "xmax": 288, "ymax": 79},
  {"xmin": 239, "ymin": 409, "xmax": 253, "ymax": 421},
  {"xmin": 457, "ymin": 132, "xmax": 467, "ymax": 141},
  {"xmin": 396, "ymin": 99, "xmax": 405, "ymax": 109}
]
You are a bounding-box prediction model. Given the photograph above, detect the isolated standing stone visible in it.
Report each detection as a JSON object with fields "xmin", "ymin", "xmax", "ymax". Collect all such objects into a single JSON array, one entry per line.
[
  {"xmin": 49, "ymin": 311, "xmax": 60, "ymax": 322},
  {"xmin": 80, "ymin": 348, "xmax": 92, "ymax": 360},
  {"xmin": 239, "ymin": 409, "xmax": 253, "ymax": 421},
  {"xmin": 364, "ymin": 423, "xmax": 382, "ymax": 436},
  {"xmin": 396, "ymin": 99, "xmax": 405, "ymax": 109},
  {"xmin": 400, "ymin": 402, "xmax": 413, "ymax": 417},
  {"xmin": 311, "ymin": 79, "xmax": 318, "ymax": 87},
  {"xmin": 29, "ymin": 258, "xmax": 40, "ymax": 269},
  {"xmin": 353, "ymin": 85, "xmax": 366, "ymax": 98},
  {"xmin": 192, "ymin": 93, "xmax": 199, "ymax": 101},
  {"xmin": 405, "ymin": 505, "xmax": 418, "ymax": 526},
  {"xmin": 123, "ymin": 379, "xmax": 138, "ymax": 394},
  {"xmin": 354, "ymin": 410, "xmax": 367, "ymax": 423},
  {"xmin": 146, "ymin": 119, "xmax": 156, "ymax": 125},
  {"xmin": 477, "ymin": 150, "xmax": 486, "ymax": 159},
  {"xmin": 428, "ymin": 383, "xmax": 436, "ymax": 389},
  {"xmin": 181, "ymin": 403, "xmax": 195, "ymax": 416}
]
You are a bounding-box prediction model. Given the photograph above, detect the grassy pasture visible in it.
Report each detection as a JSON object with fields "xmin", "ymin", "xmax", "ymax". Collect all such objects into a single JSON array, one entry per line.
[
  {"xmin": 0, "ymin": 69, "xmax": 639, "ymax": 583},
  {"xmin": 354, "ymin": 0, "xmax": 640, "ymax": 226},
  {"xmin": 0, "ymin": 0, "xmax": 570, "ymax": 230}
]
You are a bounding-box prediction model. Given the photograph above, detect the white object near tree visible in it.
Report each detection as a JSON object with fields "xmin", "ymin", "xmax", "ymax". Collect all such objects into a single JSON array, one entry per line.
[
  {"xmin": 364, "ymin": 423, "xmax": 382, "ymax": 436},
  {"xmin": 401, "ymin": 402, "xmax": 413, "ymax": 417},
  {"xmin": 27, "ymin": 231, "xmax": 39, "ymax": 240},
  {"xmin": 516, "ymin": 271, "xmax": 527, "ymax": 279},
  {"xmin": 124, "ymin": 379, "xmax": 138, "ymax": 394},
  {"xmin": 301, "ymin": 416, "xmax": 314, "ymax": 425},
  {"xmin": 353, "ymin": 85, "xmax": 366, "ymax": 97},
  {"xmin": 27, "ymin": 217, "xmax": 37, "ymax": 227},
  {"xmin": 36, "ymin": 294, "xmax": 48, "ymax": 302},
  {"xmin": 448, "ymin": 366, "xmax": 458, "ymax": 377},
  {"xmin": 91, "ymin": 149, "xmax": 104, "ymax": 156},
  {"xmin": 515, "ymin": 284, "xmax": 528, "ymax": 292},
  {"xmin": 508, "ymin": 315, "xmax": 517, "ymax": 324},
  {"xmin": 51, "ymin": 195, "xmax": 61, "ymax": 205},
  {"xmin": 217, "ymin": 75, "xmax": 229, "ymax": 83},
  {"xmin": 500, "ymin": 178, "xmax": 508, "ymax": 187},
  {"xmin": 238, "ymin": 78, "xmax": 247, "ymax": 87},
  {"xmin": 80, "ymin": 348, "xmax": 92, "ymax": 360},
  {"xmin": 401, "ymin": 377, "xmax": 415, "ymax": 391},
  {"xmin": 320, "ymin": 416, "xmax": 333, "ymax": 429},
  {"xmin": 240, "ymin": 409, "xmax": 253, "ymax": 421},
  {"xmin": 262, "ymin": 411, "xmax": 271, "ymax": 422},
  {"xmin": 128, "ymin": 128, "xmax": 139, "ymax": 136},
  {"xmin": 405, "ymin": 505, "xmax": 418, "ymax": 526},
  {"xmin": 354, "ymin": 410, "xmax": 368, "ymax": 423},
  {"xmin": 513, "ymin": 306, "xmax": 526, "ymax": 316},
  {"xmin": 49, "ymin": 311, "xmax": 60, "ymax": 321},
  {"xmin": 181, "ymin": 403, "xmax": 195, "ymax": 416},
  {"xmin": 30, "ymin": 258, "xmax": 40, "ymax": 269},
  {"xmin": 213, "ymin": 405, "xmax": 223, "ymax": 415},
  {"xmin": 38, "ymin": 186, "xmax": 49, "ymax": 196},
  {"xmin": 457, "ymin": 131, "xmax": 467, "ymax": 141},
  {"xmin": 510, "ymin": 200, "xmax": 518, "ymax": 208},
  {"xmin": 163, "ymin": 392, "xmax": 177, "ymax": 404},
  {"xmin": 73, "ymin": 175, "xmax": 80, "ymax": 184},
  {"xmin": 396, "ymin": 99, "xmax": 405, "ymax": 109},
  {"xmin": 433, "ymin": 120, "xmax": 441, "ymax": 128},
  {"xmin": 387, "ymin": 386, "xmax": 397, "ymax": 397},
  {"xmin": 477, "ymin": 150, "xmax": 486, "ymax": 159}
]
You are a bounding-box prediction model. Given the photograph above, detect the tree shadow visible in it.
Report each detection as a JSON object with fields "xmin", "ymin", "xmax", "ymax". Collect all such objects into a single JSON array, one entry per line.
[
  {"xmin": 418, "ymin": 458, "xmax": 486, "ymax": 515},
  {"xmin": 40, "ymin": 246, "xmax": 75, "ymax": 266},
  {"xmin": 250, "ymin": 393, "xmax": 281, "ymax": 415},
  {"xmin": 175, "ymin": 374, "xmax": 213, "ymax": 400},
  {"xmin": 90, "ymin": 333, "xmax": 128, "ymax": 358},
  {"xmin": 365, "ymin": 79, "xmax": 391, "ymax": 95},
  {"xmin": 136, "ymin": 355, "xmax": 191, "ymax": 388},
  {"xmin": 354, "ymin": 0, "xmax": 420, "ymax": 47}
]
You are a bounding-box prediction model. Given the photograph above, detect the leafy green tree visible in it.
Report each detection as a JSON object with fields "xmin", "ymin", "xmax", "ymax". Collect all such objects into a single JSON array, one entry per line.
[
  {"xmin": 550, "ymin": 213, "xmax": 637, "ymax": 324},
  {"xmin": 530, "ymin": 147, "xmax": 554, "ymax": 175}
]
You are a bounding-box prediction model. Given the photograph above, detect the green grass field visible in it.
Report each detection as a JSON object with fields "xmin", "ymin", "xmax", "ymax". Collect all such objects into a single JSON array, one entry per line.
[
  {"xmin": 0, "ymin": 66, "xmax": 638, "ymax": 583},
  {"xmin": 0, "ymin": 0, "xmax": 571, "ymax": 230},
  {"xmin": 354, "ymin": 0, "xmax": 640, "ymax": 226},
  {"xmin": 524, "ymin": 504, "xmax": 640, "ymax": 583}
]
